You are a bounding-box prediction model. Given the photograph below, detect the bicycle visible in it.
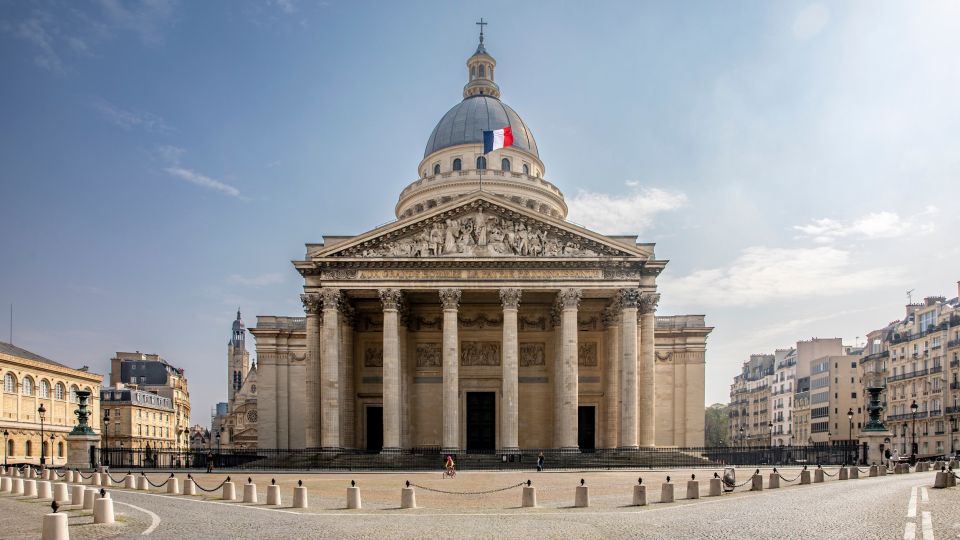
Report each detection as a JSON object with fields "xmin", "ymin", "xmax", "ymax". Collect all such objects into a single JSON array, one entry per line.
[{"xmin": 443, "ymin": 467, "xmax": 457, "ymax": 479}]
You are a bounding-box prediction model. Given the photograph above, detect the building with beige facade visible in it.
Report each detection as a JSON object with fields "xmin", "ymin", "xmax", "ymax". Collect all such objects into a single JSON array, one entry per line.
[
  {"xmin": 1, "ymin": 341, "xmax": 103, "ymax": 466},
  {"xmin": 212, "ymin": 311, "xmax": 258, "ymax": 449},
  {"xmin": 250, "ymin": 31, "xmax": 713, "ymax": 454},
  {"xmin": 110, "ymin": 352, "xmax": 191, "ymax": 451},
  {"xmin": 99, "ymin": 385, "xmax": 176, "ymax": 457},
  {"xmin": 728, "ymin": 354, "xmax": 774, "ymax": 447}
]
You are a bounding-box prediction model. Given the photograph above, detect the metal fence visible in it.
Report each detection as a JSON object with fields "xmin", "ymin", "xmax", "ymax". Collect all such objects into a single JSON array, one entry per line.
[{"xmin": 94, "ymin": 444, "xmax": 863, "ymax": 472}]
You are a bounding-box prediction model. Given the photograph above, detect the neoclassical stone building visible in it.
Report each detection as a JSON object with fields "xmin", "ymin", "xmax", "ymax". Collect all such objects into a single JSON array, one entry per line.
[{"xmin": 252, "ymin": 32, "xmax": 712, "ymax": 453}]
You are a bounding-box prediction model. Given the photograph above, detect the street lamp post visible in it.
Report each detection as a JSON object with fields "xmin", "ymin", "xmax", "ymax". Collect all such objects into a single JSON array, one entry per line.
[
  {"xmin": 119, "ymin": 441, "xmax": 124, "ymax": 468},
  {"xmin": 739, "ymin": 426, "xmax": 745, "ymax": 449},
  {"xmin": 2, "ymin": 429, "xmax": 8, "ymax": 467},
  {"xmin": 103, "ymin": 411, "xmax": 110, "ymax": 467},
  {"xmin": 910, "ymin": 400, "xmax": 919, "ymax": 463},
  {"xmin": 37, "ymin": 404, "xmax": 46, "ymax": 467},
  {"xmin": 847, "ymin": 408, "xmax": 854, "ymax": 465},
  {"xmin": 49, "ymin": 434, "xmax": 54, "ymax": 466}
]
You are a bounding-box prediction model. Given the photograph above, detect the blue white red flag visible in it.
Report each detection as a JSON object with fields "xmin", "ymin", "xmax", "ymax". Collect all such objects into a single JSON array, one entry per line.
[{"xmin": 483, "ymin": 126, "xmax": 513, "ymax": 154}]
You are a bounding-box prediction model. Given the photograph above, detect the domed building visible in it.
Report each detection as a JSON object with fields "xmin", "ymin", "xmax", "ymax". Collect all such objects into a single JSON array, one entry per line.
[{"xmin": 250, "ymin": 28, "xmax": 712, "ymax": 455}]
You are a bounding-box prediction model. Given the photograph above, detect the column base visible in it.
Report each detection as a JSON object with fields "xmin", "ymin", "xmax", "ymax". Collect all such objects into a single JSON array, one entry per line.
[
  {"xmin": 380, "ymin": 447, "xmax": 404, "ymax": 455},
  {"xmin": 617, "ymin": 445, "xmax": 640, "ymax": 452},
  {"xmin": 557, "ymin": 447, "xmax": 581, "ymax": 454},
  {"xmin": 499, "ymin": 448, "xmax": 521, "ymax": 455},
  {"xmin": 440, "ymin": 447, "xmax": 461, "ymax": 455},
  {"xmin": 319, "ymin": 447, "xmax": 342, "ymax": 454}
]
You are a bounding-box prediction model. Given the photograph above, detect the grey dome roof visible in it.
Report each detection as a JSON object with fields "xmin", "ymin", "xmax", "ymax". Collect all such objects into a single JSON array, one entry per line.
[{"xmin": 424, "ymin": 95, "xmax": 538, "ymax": 158}]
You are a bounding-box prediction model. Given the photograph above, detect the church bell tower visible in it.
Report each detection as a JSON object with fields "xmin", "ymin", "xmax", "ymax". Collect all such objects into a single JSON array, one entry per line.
[{"xmin": 227, "ymin": 309, "xmax": 250, "ymax": 409}]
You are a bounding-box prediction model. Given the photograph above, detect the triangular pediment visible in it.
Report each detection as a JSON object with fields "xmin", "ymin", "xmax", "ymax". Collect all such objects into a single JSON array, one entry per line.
[{"xmin": 312, "ymin": 193, "xmax": 647, "ymax": 259}]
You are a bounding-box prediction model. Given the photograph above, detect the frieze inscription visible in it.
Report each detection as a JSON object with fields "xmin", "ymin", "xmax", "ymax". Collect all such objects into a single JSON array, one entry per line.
[{"xmin": 353, "ymin": 269, "xmax": 603, "ymax": 280}]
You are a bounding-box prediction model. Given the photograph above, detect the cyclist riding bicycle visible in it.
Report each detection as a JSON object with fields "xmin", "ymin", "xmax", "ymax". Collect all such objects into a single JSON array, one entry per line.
[{"xmin": 444, "ymin": 454, "xmax": 456, "ymax": 477}]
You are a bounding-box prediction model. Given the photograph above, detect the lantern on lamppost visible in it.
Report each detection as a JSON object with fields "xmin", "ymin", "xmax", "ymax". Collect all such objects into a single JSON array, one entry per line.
[
  {"xmin": 37, "ymin": 403, "xmax": 47, "ymax": 467},
  {"xmin": 910, "ymin": 400, "xmax": 919, "ymax": 462}
]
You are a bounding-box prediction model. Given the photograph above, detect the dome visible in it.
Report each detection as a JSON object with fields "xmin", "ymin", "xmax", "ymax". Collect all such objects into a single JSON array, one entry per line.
[{"xmin": 423, "ymin": 95, "xmax": 538, "ymax": 159}]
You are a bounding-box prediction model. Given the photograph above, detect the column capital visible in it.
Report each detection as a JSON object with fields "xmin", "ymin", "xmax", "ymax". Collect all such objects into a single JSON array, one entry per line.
[
  {"xmin": 498, "ymin": 288, "xmax": 522, "ymax": 310},
  {"xmin": 640, "ymin": 292, "xmax": 661, "ymax": 315},
  {"xmin": 617, "ymin": 288, "xmax": 641, "ymax": 308},
  {"xmin": 300, "ymin": 293, "xmax": 322, "ymax": 315},
  {"xmin": 557, "ymin": 288, "xmax": 582, "ymax": 310},
  {"xmin": 319, "ymin": 288, "xmax": 342, "ymax": 308},
  {"xmin": 378, "ymin": 289, "xmax": 403, "ymax": 311},
  {"xmin": 439, "ymin": 288, "xmax": 462, "ymax": 310}
]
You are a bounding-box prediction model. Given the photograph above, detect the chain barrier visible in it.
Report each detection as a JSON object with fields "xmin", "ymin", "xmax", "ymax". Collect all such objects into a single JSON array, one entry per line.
[
  {"xmin": 53, "ymin": 469, "xmax": 66, "ymax": 478},
  {"xmin": 821, "ymin": 468, "xmax": 838, "ymax": 477},
  {"xmin": 729, "ymin": 475, "xmax": 754, "ymax": 489},
  {"xmin": 143, "ymin": 474, "xmax": 170, "ymax": 489},
  {"xmin": 189, "ymin": 475, "xmax": 229, "ymax": 493},
  {"xmin": 856, "ymin": 467, "xmax": 869, "ymax": 474},
  {"xmin": 107, "ymin": 472, "xmax": 127, "ymax": 484},
  {"xmin": 777, "ymin": 471, "xmax": 803, "ymax": 483},
  {"xmin": 77, "ymin": 470, "xmax": 95, "ymax": 480},
  {"xmin": 407, "ymin": 481, "xmax": 526, "ymax": 496}
]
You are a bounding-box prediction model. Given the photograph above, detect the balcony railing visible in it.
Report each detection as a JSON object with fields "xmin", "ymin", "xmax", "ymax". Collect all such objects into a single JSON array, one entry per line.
[
  {"xmin": 887, "ymin": 368, "xmax": 929, "ymax": 382},
  {"xmin": 951, "ymin": 382, "xmax": 960, "ymax": 390},
  {"xmin": 946, "ymin": 406, "xmax": 960, "ymax": 414},
  {"xmin": 948, "ymin": 339, "xmax": 960, "ymax": 348},
  {"xmin": 931, "ymin": 365, "xmax": 943, "ymax": 374},
  {"xmin": 887, "ymin": 411, "xmax": 930, "ymax": 421}
]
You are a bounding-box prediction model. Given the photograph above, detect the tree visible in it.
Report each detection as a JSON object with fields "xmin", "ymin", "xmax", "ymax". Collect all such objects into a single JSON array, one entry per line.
[{"xmin": 704, "ymin": 403, "xmax": 730, "ymax": 447}]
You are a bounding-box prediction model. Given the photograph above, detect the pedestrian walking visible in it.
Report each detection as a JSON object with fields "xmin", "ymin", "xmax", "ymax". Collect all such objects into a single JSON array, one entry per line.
[{"xmin": 536, "ymin": 451, "xmax": 544, "ymax": 472}]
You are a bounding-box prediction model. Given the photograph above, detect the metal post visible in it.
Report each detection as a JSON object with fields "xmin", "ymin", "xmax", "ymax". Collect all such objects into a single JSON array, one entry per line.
[
  {"xmin": 103, "ymin": 411, "xmax": 110, "ymax": 467},
  {"xmin": 38, "ymin": 404, "xmax": 46, "ymax": 467},
  {"xmin": 910, "ymin": 400, "xmax": 918, "ymax": 463},
  {"xmin": 2, "ymin": 429, "xmax": 7, "ymax": 467}
]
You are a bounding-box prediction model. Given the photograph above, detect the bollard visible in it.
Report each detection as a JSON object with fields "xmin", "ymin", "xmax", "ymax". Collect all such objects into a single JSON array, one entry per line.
[
  {"xmin": 37, "ymin": 480, "xmax": 52, "ymax": 500},
  {"xmin": 124, "ymin": 474, "xmax": 136, "ymax": 489},
  {"xmin": 660, "ymin": 480, "xmax": 675, "ymax": 503},
  {"xmin": 933, "ymin": 471, "xmax": 948, "ymax": 489},
  {"xmin": 243, "ymin": 481, "xmax": 258, "ymax": 503},
  {"xmin": 292, "ymin": 484, "xmax": 308, "ymax": 509},
  {"xmin": 401, "ymin": 486, "xmax": 416, "ymax": 509},
  {"xmin": 100, "ymin": 472, "xmax": 110, "ymax": 486},
  {"xmin": 814, "ymin": 469, "xmax": 825, "ymax": 483},
  {"xmin": 12, "ymin": 478, "xmax": 24, "ymax": 495},
  {"xmin": 574, "ymin": 485, "xmax": 589, "ymax": 508},
  {"xmin": 949, "ymin": 460, "xmax": 959, "ymax": 470},
  {"xmin": 182, "ymin": 478, "xmax": 196, "ymax": 496},
  {"xmin": 633, "ymin": 484, "xmax": 647, "ymax": 506},
  {"xmin": 94, "ymin": 495, "xmax": 115, "ymax": 524},
  {"xmin": 869, "ymin": 465, "xmax": 878, "ymax": 477},
  {"xmin": 26, "ymin": 467, "xmax": 34, "ymax": 479},
  {"xmin": 935, "ymin": 460, "xmax": 944, "ymax": 471},
  {"xmin": 839, "ymin": 467, "xmax": 849, "ymax": 480},
  {"xmin": 686, "ymin": 480, "xmax": 700, "ymax": 499},
  {"xmin": 879, "ymin": 465, "xmax": 888, "ymax": 476},
  {"xmin": 522, "ymin": 484, "xmax": 537, "ymax": 508},
  {"xmin": 948, "ymin": 470, "xmax": 957, "ymax": 488},
  {"xmin": 52, "ymin": 483, "xmax": 69, "ymax": 503},
  {"xmin": 137, "ymin": 476, "xmax": 149, "ymax": 491},
  {"xmin": 43, "ymin": 469, "xmax": 51, "ymax": 481},
  {"xmin": 267, "ymin": 484, "xmax": 281, "ymax": 506},
  {"xmin": 91, "ymin": 473, "xmax": 101, "ymax": 486},
  {"xmin": 63, "ymin": 470, "xmax": 71, "ymax": 483},
  {"xmin": 709, "ymin": 477, "xmax": 722, "ymax": 496},
  {"xmin": 83, "ymin": 488, "xmax": 97, "ymax": 510},
  {"xmin": 167, "ymin": 476, "xmax": 180, "ymax": 494},
  {"xmin": 222, "ymin": 481, "xmax": 237, "ymax": 501},
  {"xmin": 751, "ymin": 474, "xmax": 763, "ymax": 491},
  {"xmin": 850, "ymin": 466, "xmax": 859, "ymax": 479},
  {"xmin": 768, "ymin": 473, "xmax": 780, "ymax": 489},
  {"xmin": 71, "ymin": 484, "xmax": 84, "ymax": 506},
  {"xmin": 41, "ymin": 512, "xmax": 68, "ymax": 540},
  {"xmin": 347, "ymin": 485, "xmax": 362, "ymax": 509},
  {"xmin": 0, "ymin": 477, "xmax": 9, "ymax": 493},
  {"xmin": 23, "ymin": 479, "xmax": 37, "ymax": 497},
  {"xmin": 800, "ymin": 470, "xmax": 811, "ymax": 485}
]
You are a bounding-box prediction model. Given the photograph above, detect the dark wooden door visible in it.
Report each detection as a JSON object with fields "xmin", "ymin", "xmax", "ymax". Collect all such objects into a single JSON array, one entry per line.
[
  {"xmin": 578, "ymin": 406, "xmax": 596, "ymax": 451},
  {"xmin": 366, "ymin": 406, "xmax": 383, "ymax": 452},
  {"xmin": 467, "ymin": 392, "xmax": 496, "ymax": 451}
]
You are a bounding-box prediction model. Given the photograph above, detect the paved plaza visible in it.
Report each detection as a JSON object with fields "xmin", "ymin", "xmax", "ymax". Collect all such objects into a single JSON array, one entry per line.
[{"xmin": 1, "ymin": 467, "xmax": 958, "ymax": 539}]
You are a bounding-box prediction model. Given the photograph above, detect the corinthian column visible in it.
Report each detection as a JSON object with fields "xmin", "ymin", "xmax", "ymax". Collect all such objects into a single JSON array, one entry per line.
[
  {"xmin": 379, "ymin": 288, "xmax": 402, "ymax": 452},
  {"xmin": 300, "ymin": 293, "xmax": 322, "ymax": 449},
  {"xmin": 639, "ymin": 292, "xmax": 660, "ymax": 447},
  {"xmin": 319, "ymin": 288, "xmax": 341, "ymax": 450},
  {"xmin": 557, "ymin": 288, "xmax": 582, "ymax": 450},
  {"xmin": 439, "ymin": 288, "xmax": 462, "ymax": 453},
  {"xmin": 602, "ymin": 303, "xmax": 621, "ymax": 449},
  {"xmin": 499, "ymin": 288, "xmax": 521, "ymax": 452},
  {"xmin": 618, "ymin": 289, "xmax": 640, "ymax": 449}
]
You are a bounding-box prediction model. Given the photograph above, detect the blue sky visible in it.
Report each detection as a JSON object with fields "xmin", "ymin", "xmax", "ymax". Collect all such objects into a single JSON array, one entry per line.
[{"xmin": 1, "ymin": 0, "xmax": 958, "ymax": 423}]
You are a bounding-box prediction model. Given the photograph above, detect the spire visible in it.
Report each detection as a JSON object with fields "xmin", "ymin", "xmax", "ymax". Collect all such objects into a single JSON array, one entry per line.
[
  {"xmin": 464, "ymin": 18, "xmax": 500, "ymax": 99},
  {"xmin": 236, "ymin": 308, "xmax": 241, "ymax": 321}
]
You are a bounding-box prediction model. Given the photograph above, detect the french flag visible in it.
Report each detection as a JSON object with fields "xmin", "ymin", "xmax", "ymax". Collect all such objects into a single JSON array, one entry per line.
[{"xmin": 483, "ymin": 126, "xmax": 513, "ymax": 154}]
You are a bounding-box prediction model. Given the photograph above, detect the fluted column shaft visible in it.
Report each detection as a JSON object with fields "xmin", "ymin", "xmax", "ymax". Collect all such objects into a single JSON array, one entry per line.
[
  {"xmin": 639, "ymin": 292, "xmax": 660, "ymax": 448},
  {"xmin": 320, "ymin": 288, "xmax": 341, "ymax": 450},
  {"xmin": 557, "ymin": 288, "xmax": 582, "ymax": 450},
  {"xmin": 379, "ymin": 289, "xmax": 402, "ymax": 452},
  {"xmin": 500, "ymin": 288, "xmax": 521, "ymax": 452},
  {"xmin": 602, "ymin": 305, "xmax": 621, "ymax": 449},
  {"xmin": 301, "ymin": 293, "xmax": 322, "ymax": 449},
  {"xmin": 618, "ymin": 289, "xmax": 640, "ymax": 449},
  {"xmin": 440, "ymin": 288, "xmax": 462, "ymax": 452}
]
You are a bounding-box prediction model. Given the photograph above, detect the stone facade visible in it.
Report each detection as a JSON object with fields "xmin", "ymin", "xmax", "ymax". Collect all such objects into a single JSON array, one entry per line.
[
  {"xmin": 109, "ymin": 352, "xmax": 191, "ymax": 451},
  {"xmin": 250, "ymin": 32, "xmax": 712, "ymax": 452},
  {"xmin": 100, "ymin": 385, "xmax": 176, "ymax": 452},
  {"xmin": 213, "ymin": 311, "xmax": 258, "ymax": 449}
]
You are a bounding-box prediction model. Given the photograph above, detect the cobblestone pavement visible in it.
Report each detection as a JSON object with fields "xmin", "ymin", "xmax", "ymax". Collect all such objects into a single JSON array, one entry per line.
[{"xmin": 1, "ymin": 468, "xmax": 957, "ymax": 539}]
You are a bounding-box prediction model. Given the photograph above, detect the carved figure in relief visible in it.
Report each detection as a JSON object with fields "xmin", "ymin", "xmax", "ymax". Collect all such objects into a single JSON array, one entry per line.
[
  {"xmin": 416, "ymin": 344, "xmax": 442, "ymax": 368},
  {"xmin": 460, "ymin": 341, "xmax": 500, "ymax": 367},
  {"xmin": 519, "ymin": 343, "xmax": 545, "ymax": 367}
]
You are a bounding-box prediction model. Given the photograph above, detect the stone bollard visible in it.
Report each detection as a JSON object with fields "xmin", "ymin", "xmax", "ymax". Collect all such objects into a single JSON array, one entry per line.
[
  {"xmin": 574, "ymin": 482, "xmax": 589, "ymax": 508},
  {"xmin": 949, "ymin": 460, "xmax": 959, "ymax": 470},
  {"xmin": 800, "ymin": 470, "xmax": 811, "ymax": 484},
  {"xmin": 13, "ymin": 468, "xmax": 20, "ymax": 477},
  {"xmin": 167, "ymin": 476, "xmax": 180, "ymax": 494},
  {"xmin": 660, "ymin": 479, "xmax": 675, "ymax": 503},
  {"xmin": 124, "ymin": 474, "xmax": 136, "ymax": 489},
  {"xmin": 850, "ymin": 466, "xmax": 859, "ymax": 479},
  {"xmin": 43, "ymin": 469, "xmax": 51, "ymax": 481},
  {"xmin": 137, "ymin": 476, "xmax": 149, "ymax": 491},
  {"xmin": 91, "ymin": 473, "xmax": 101, "ymax": 487},
  {"xmin": 768, "ymin": 473, "xmax": 780, "ymax": 489},
  {"xmin": 686, "ymin": 478, "xmax": 700, "ymax": 499},
  {"xmin": 347, "ymin": 483, "xmax": 362, "ymax": 509},
  {"xmin": 23, "ymin": 479, "xmax": 37, "ymax": 497},
  {"xmin": 401, "ymin": 485, "xmax": 416, "ymax": 509},
  {"xmin": 814, "ymin": 469, "xmax": 825, "ymax": 483},
  {"xmin": 709, "ymin": 477, "xmax": 722, "ymax": 496},
  {"xmin": 879, "ymin": 465, "xmax": 888, "ymax": 476},
  {"xmin": 26, "ymin": 467, "xmax": 34, "ymax": 479},
  {"xmin": 522, "ymin": 485, "xmax": 538, "ymax": 508},
  {"xmin": 182, "ymin": 478, "xmax": 196, "ymax": 496},
  {"xmin": 71, "ymin": 484, "xmax": 85, "ymax": 506},
  {"xmin": 869, "ymin": 465, "xmax": 878, "ymax": 477},
  {"xmin": 37, "ymin": 480, "xmax": 52, "ymax": 500},
  {"xmin": 0, "ymin": 476, "xmax": 9, "ymax": 493},
  {"xmin": 948, "ymin": 470, "xmax": 957, "ymax": 488},
  {"xmin": 267, "ymin": 484, "xmax": 281, "ymax": 506},
  {"xmin": 12, "ymin": 478, "xmax": 24, "ymax": 495},
  {"xmin": 935, "ymin": 460, "xmax": 944, "ymax": 470},
  {"xmin": 41, "ymin": 512, "xmax": 68, "ymax": 540},
  {"xmin": 933, "ymin": 471, "xmax": 948, "ymax": 489},
  {"xmin": 222, "ymin": 481, "xmax": 237, "ymax": 501},
  {"xmin": 63, "ymin": 470, "xmax": 71, "ymax": 483},
  {"xmin": 100, "ymin": 472, "xmax": 110, "ymax": 486},
  {"xmin": 53, "ymin": 483, "xmax": 70, "ymax": 503},
  {"xmin": 94, "ymin": 494, "xmax": 115, "ymax": 524},
  {"xmin": 633, "ymin": 481, "xmax": 647, "ymax": 506},
  {"xmin": 292, "ymin": 483, "xmax": 308, "ymax": 509},
  {"xmin": 839, "ymin": 467, "xmax": 849, "ymax": 480},
  {"xmin": 83, "ymin": 488, "xmax": 97, "ymax": 510},
  {"xmin": 243, "ymin": 480, "xmax": 258, "ymax": 503},
  {"xmin": 751, "ymin": 473, "xmax": 763, "ymax": 491}
]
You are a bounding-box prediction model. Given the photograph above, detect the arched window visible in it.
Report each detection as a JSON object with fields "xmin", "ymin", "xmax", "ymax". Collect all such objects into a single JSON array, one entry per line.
[
  {"xmin": 476, "ymin": 156, "xmax": 486, "ymax": 170},
  {"xmin": 452, "ymin": 158, "xmax": 462, "ymax": 171},
  {"xmin": 39, "ymin": 380, "xmax": 50, "ymax": 398},
  {"xmin": 433, "ymin": 163, "xmax": 441, "ymax": 175},
  {"xmin": 21, "ymin": 377, "xmax": 33, "ymax": 396},
  {"xmin": 69, "ymin": 385, "xmax": 79, "ymax": 403},
  {"xmin": 479, "ymin": 64, "xmax": 485, "ymax": 78},
  {"xmin": 3, "ymin": 373, "xmax": 15, "ymax": 393},
  {"xmin": 54, "ymin": 383, "xmax": 65, "ymax": 400},
  {"xmin": 470, "ymin": 65, "xmax": 476, "ymax": 79},
  {"xmin": 5, "ymin": 439, "xmax": 12, "ymax": 457},
  {"xmin": 522, "ymin": 164, "xmax": 530, "ymax": 175},
  {"xmin": 501, "ymin": 158, "xmax": 510, "ymax": 172},
  {"xmin": 58, "ymin": 441, "xmax": 64, "ymax": 457},
  {"xmin": 25, "ymin": 440, "xmax": 32, "ymax": 457}
]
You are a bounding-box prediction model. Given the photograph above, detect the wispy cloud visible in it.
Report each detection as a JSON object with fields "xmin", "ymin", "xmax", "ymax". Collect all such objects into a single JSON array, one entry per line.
[
  {"xmin": 794, "ymin": 207, "xmax": 938, "ymax": 243},
  {"xmin": 96, "ymin": 0, "xmax": 178, "ymax": 45},
  {"xmin": 93, "ymin": 99, "xmax": 172, "ymax": 132},
  {"xmin": 228, "ymin": 273, "xmax": 286, "ymax": 287},
  {"xmin": 5, "ymin": 11, "xmax": 64, "ymax": 73},
  {"xmin": 661, "ymin": 246, "xmax": 902, "ymax": 307},
  {"xmin": 269, "ymin": 0, "xmax": 299, "ymax": 14},
  {"xmin": 157, "ymin": 146, "xmax": 246, "ymax": 200},
  {"xmin": 566, "ymin": 182, "xmax": 687, "ymax": 234}
]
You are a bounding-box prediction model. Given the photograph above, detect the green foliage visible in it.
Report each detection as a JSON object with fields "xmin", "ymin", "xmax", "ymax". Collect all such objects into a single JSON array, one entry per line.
[{"xmin": 704, "ymin": 403, "xmax": 730, "ymax": 447}]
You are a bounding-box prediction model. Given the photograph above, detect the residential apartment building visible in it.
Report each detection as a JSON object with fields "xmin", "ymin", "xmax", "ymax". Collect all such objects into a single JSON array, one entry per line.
[
  {"xmin": 729, "ymin": 354, "xmax": 774, "ymax": 446},
  {"xmin": 100, "ymin": 385, "xmax": 176, "ymax": 452},
  {"xmin": 771, "ymin": 348, "xmax": 796, "ymax": 446},
  {"xmin": 110, "ymin": 352, "xmax": 191, "ymax": 451}
]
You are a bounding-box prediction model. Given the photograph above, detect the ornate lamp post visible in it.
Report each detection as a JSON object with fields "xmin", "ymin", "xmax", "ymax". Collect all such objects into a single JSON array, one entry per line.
[
  {"xmin": 951, "ymin": 423, "xmax": 957, "ymax": 458},
  {"xmin": 768, "ymin": 421, "xmax": 773, "ymax": 447},
  {"xmin": 103, "ymin": 410, "xmax": 110, "ymax": 466},
  {"xmin": 2, "ymin": 429, "xmax": 8, "ymax": 467},
  {"xmin": 49, "ymin": 434, "xmax": 55, "ymax": 465},
  {"xmin": 847, "ymin": 408, "xmax": 854, "ymax": 464},
  {"xmin": 739, "ymin": 425, "xmax": 745, "ymax": 449},
  {"xmin": 910, "ymin": 400, "xmax": 919, "ymax": 462},
  {"xmin": 37, "ymin": 403, "xmax": 46, "ymax": 467}
]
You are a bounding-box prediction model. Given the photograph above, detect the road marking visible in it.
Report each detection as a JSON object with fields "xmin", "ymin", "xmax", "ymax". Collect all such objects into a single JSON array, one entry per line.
[
  {"xmin": 920, "ymin": 487, "xmax": 928, "ymax": 502},
  {"xmin": 907, "ymin": 486, "xmax": 917, "ymax": 518},
  {"xmin": 921, "ymin": 511, "xmax": 933, "ymax": 540},
  {"xmin": 904, "ymin": 522, "xmax": 916, "ymax": 540},
  {"xmin": 114, "ymin": 501, "xmax": 161, "ymax": 535}
]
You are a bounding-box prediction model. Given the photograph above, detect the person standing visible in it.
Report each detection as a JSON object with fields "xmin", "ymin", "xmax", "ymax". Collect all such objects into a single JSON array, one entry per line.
[{"xmin": 537, "ymin": 451, "xmax": 545, "ymax": 472}]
